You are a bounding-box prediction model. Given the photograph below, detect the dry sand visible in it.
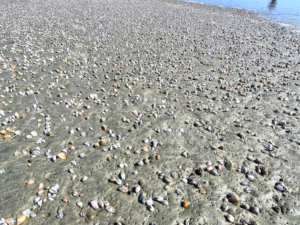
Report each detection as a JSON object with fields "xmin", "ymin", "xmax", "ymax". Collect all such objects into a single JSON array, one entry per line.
[{"xmin": 0, "ymin": 0, "xmax": 300, "ymax": 224}]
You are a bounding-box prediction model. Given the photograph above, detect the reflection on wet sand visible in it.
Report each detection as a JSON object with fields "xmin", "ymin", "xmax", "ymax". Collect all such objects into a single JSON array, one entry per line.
[{"xmin": 268, "ymin": 0, "xmax": 276, "ymax": 10}]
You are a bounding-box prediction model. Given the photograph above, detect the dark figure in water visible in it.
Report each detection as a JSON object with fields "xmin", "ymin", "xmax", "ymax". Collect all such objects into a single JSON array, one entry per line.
[{"xmin": 268, "ymin": 0, "xmax": 277, "ymax": 10}]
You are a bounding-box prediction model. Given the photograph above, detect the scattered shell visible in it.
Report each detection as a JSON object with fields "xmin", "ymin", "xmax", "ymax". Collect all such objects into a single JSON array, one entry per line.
[
  {"xmin": 183, "ymin": 200, "xmax": 189, "ymax": 208},
  {"xmin": 225, "ymin": 214, "xmax": 234, "ymax": 223},
  {"xmin": 226, "ymin": 193, "xmax": 240, "ymax": 205},
  {"xmin": 90, "ymin": 200, "xmax": 99, "ymax": 210},
  {"xmin": 57, "ymin": 152, "xmax": 67, "ymax": 160}
]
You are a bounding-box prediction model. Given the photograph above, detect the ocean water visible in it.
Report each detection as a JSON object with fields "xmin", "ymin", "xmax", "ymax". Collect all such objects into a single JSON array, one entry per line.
[{"xmin": 184, "ymin": 0, "xmax": 300, "ymax": 26}]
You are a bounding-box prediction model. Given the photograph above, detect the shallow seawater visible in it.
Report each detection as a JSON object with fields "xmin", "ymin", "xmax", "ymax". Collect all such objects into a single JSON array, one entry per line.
[{"xmin": 183, "ymin": 0, "xmax": 300, "ymax": 26}]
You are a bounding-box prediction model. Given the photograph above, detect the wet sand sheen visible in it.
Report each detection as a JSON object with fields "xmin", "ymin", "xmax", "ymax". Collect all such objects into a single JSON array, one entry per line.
[{"xmin": 0, "ymin": 0, "xmax": 300, "ymax": 224}]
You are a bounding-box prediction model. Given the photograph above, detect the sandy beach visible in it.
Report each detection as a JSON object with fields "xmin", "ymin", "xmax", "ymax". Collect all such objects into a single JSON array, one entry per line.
[{"xmin": 0, "ymin": 0, "xmax": 300, "ymax": 224}]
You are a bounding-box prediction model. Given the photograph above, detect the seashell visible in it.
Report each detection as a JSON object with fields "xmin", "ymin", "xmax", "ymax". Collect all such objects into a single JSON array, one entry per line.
[
  {"xmin": 241, "ymin": 203, "xmax": 250, "ymax": 210},
  {"xmin": 79, "ymin": 153, "xmax": 86, "ymax": 158},
  {"xmin": 69, "ymin": 145, "xmax": 75, "ymax": 150},
  {"xmin": 5, "ymin": 218, "xmax": 16, "ymax": 225},
  {"xmin": 240, "ymin": 181, "xmax": 248, "ymax": 186},
  {"xmin": 206, "ymin": 165, "xmax": 213, "ymax": 172},
  {"xmin": 3, "ymin": 134, "xmax": 12, "ymax": 139},
  {"xmin": 117, "ymin": 185, "xmax": 128, "ymax": 193},
  {"xmin": 81, "ymin": 176, "xmax": 88, "ymax": 182},
  {"xmin": 57, "ymin": 152, "xmax": 67, "ymax": 160},
  {"xmin": 62, "ymin": 197, "xmax": 68, "ymax": 203},
  {"xmin": 176, "ymin": 189, "xmax": 184, "ymax": 195},
  {"xmin": 49, "ymin": 187, "xmax": 58, "ymax": 194},
  {"xmin": 241, "ymin": 166, "xmax": 248, "ymax": 174},
  {"xmin": 16, "ymin": 215, "xmax": 28, "ymax": 225},
  {"xmin": 119, "ymin": 171, "xmax": 126, "ymax": 180},
  {"xmin": 275, "ymin": 184, "xmax": 284, "ymax": 192},
  {"xmin": 199, "ymin": 187, "xmax": 206, "ymax": 195},
  {"xmin": 76, "ymin": 200, "xmax": 83, "ymax": 208},
  {"xmin": 146, "ymin": 198, "xmax": 153, "ymax": 206},
  {"xmin": 189, "ymin": 175, "xmax": 197, "ymax": 184},
  {"xmin": 144, "ymin": 157, "xmax": 149, "ymax": 164},
  {"xmin": 56, "ymin": 207, "xmax": 63, "ymax": 218},
  {"xmin": 102, "ymin": 125, "xmax": 108, "ymax": 131},
  {"xmin": 206, "ymin": 161, "xmax": 212, "ymax": 166},
  {"xmin": 83, "ymin": 141, "xmax": 90, "ymax": 147},
  {"xmin": 254, "ymin": 158, "xmax": 262, "ymax": 164},
  {"xmin": 138, "ymin": 193, "xmax": 145, "ymax": 203},
  {"xmin": 183, "ymin": 200, "xmax": 189, "ymax": 208},
  {"xmin": 148, "ymin": 205, "xmax": 155, "ymax": 212},
  {"xmin": 181, "ymin": 150, "xmax": 188, "ymax": 158},
  {"xmin": 199, "ymin": 167, "xmax": 204, "ymax": 177},
  {"xmin": 227, "ymin": 193, "xmax": 240, "ymax": 205},
  {"xmin": 30, "ymin": 131, "xmax": 37, "ymax": 137},
  {"xmin": 221, "ymin": 204, "xmax": 229, "ymax": 212},
  {"xmin": 164, "ymin": 184, "xmax": 170, "ymax": 190},
  {"xmin": 70, "ymin": 160, "xmax": 77, "ymax": 166},
  {"xmin": 210, "ymin": 169, "xmax": 218, "ymax": 176},
  {"xmin": 255, "ymin": 166, "xmax": 261, "ymax": 174},
  {"xmin": 37, "ymin": 189, "xmax": 44, "ymax": 196},
  {"xmin": 134, "ymin": 185, "xmax": 141, "ymax": 193},
  {"xmin": 225, "ymin": 161, "xmax": 236, "ymax": 170},
  {"xmin": 97, "ymin": 200, "xmax": 104, "ymax": 208},
  {"xmin": 105, "ymin": 205, "xmax": 115, "ymax": 213},
  {"xmin": 100, "ymin": 138, "xmax": 107, "ymax": 146},
  {"xmin": 115, "ymin": 179, "xmax": 122, "ymax": 185},
  {"xmin": 141, "ymin": 147, "xmax": 148, "ymax": 152},
  {"xmin": 90, "ymin": 200, "xmax": 99, "ymax": 210},
  {"xmin": 261, "ymin": 167, "xmax": 268, "ymax": 176},
  {"xmin": 246, "ymin": 174, "xmax": 255, "ymax": 181},
  {"xmin": 161, "ymin": 200, "xmax": 169, "ymax": 206},
  {"xmin": 154, "ymin": 196, "xmax": 164, "ymax": 202},
  {"xmin": 250, "ymin": 206, "xmax": 260, "ymax": 214},
  {"xmin": 247, "ymin": 155, "xmax": 254, "ymax": 161},
  {"xmin": 36, "ymin": 182, "xmax": 44, "ymax": 189},
  {"xmin": 225, "ymin": 214, "xmax": 234, "ymax": 223},
  {"xmin": 0, "ymin": 129, "xmax": 7, "ymax": 135},
  {"xmin": 25, "ymin": 179, "xmax": 34, "ymax": 185},
  {"xmin": 244, "ymin": 187, "xmax": 253, "ymax": 193},
  {"xmin": 51, "ymin": 155, "xmax": 57, "ymax": 162}
]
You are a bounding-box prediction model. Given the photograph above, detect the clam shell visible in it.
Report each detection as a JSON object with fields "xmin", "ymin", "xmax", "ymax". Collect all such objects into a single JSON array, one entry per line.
[
  {"xmin": 226, "ymin": 193, "xmax": 240, "ymax": 205},
  {"xmin": 57, "ymin": 152, "xmax": 67, "ymax": 160},
  {"xmin": 225, "ymin": 161, "xmax": 235, "ymax": 170},
  {"xmin": 153, "ymin": 196, "xmax": 164, "ymax": 202},
  {"xmin": 225, "ymin": 214, "xmax": 234, "ymax": 222},
  {"xmin": 105, "ymin": 205, "xmax": 115, "ymax": 213},
  {"xmin": 16, "ymin": 215, "xmax": 28, "ymax": 225},
  {"xmin": 117, "ymin": 185, "xmax": 128, "ymax": 193},
  {"xmin": 250, "ymin": 206, "xmax": 260, "ymax": 214},
  {"xmin": 76, "ymin": 200, "xmax": 83, "ymax": 208},
  {"xmin": 146, "ymin": 198, "xmax": 153, "ymax": 206},
  {"xmin": 221, "ymin": 204, "xmax": 229, "ymax": 212},
  {"xmin": 90, "ymin": 200, "xmax": 99, "ymax": 210}
]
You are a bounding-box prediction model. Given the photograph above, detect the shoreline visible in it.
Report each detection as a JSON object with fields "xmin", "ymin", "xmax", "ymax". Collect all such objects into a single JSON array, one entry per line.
[
  {"xmin": 0, "ymin": 0, "xmax": 300, "ymax": 224},
  {"xmin": 179, "ymin": 0, "xmax": 300, "ymax": 29}
]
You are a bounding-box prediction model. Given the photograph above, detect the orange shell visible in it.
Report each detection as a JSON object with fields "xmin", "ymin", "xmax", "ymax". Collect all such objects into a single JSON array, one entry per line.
[
  {"xmin": 141, "ymin": 147, "xmax": 148, "ymax": 152},
  {"xmin": 25, "ymin": 179, "xmax": 34, "ymax": 185},
  {"xmin": 17, "ymin": 214, "xmax": 28, "ymax": 225},
  {"xmin": 156, "ymin": 154, "xmax": 161, "ymax": 160},
  {"xmin": 62, "ymin": 197, "xmax": 69, "ymax": 203},
  {"xmin": 60, "ymin": 85, "xmax": 66, "ymax": 89},
  {"xmin": 100, "ymin": 138, "xmax": 107, "ymax": 146},
  {"xmin": 102, "ymin": 125, "xmax": 108, "ymax": 131},
  {"xmin": 0, "ymin": 130, "xmax": 7, "ymax": 135},
  {"xmin": 57, "ymin": 152, "xmax": 67, "ymax": 160},
  {"xmin": 183, "ymin": 200, "xmax": 189, "ymax": 208},
  {"xmin": 3, "ymin": 134, "xmax": 12, "ymax": 139}
]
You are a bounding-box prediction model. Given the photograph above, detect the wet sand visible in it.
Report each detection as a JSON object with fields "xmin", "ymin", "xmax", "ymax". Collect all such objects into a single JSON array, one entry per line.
[{"xmin": 0, "ymin": 0, "xmax": 300, "ymax": 224}]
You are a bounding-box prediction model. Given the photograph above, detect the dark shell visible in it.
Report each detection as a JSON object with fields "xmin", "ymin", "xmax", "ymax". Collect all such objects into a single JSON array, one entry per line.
[{"xmin": 250, "ymin": 206, "xmax": 260, "ymax": 214}]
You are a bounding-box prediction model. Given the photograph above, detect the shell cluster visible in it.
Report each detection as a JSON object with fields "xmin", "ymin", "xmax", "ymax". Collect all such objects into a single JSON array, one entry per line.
[{"xmin": 0, "ymin": 0, "xmax": 299, "ymax": 224}]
